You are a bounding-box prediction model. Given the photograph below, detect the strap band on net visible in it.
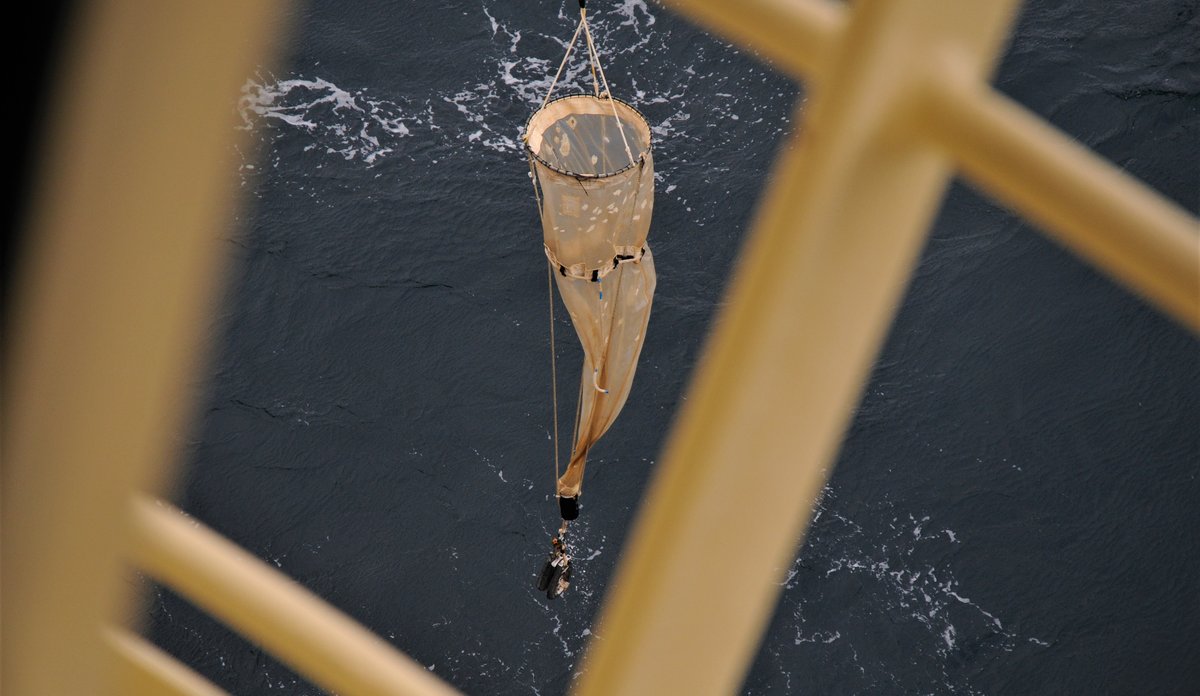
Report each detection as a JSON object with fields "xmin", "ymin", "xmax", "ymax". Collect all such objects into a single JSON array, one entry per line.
[{"xmin": 545, "ymin": 245, "xmax": 647, "ymax": 282}]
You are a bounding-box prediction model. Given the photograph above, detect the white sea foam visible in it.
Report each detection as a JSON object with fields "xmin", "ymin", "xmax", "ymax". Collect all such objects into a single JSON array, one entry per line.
[
  {"xmin": 777, "ymin": 484, "xmax": 1049, "ymax": 691},
  {"xmin": 236, "ymin": 0, "xmax": 792, "ymax": 227},
  {"xmin": 239, "ymin": 76, "xmax": 418, "ymax": 164},
  {"xmin": 794, "ymin": 630, "xmax": 841, "ymax": 645}
]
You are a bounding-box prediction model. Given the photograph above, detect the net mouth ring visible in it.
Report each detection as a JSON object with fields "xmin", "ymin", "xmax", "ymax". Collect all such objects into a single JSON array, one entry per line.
[{"xmin": 524, "ymin": 94, "xmax": 653, "ymax": 179}]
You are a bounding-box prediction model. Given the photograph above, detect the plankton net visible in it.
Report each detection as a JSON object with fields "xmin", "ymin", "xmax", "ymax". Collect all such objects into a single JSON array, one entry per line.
[{"xmin": 524, "ymin": 3, "xmax": 655, "ymax": 523}]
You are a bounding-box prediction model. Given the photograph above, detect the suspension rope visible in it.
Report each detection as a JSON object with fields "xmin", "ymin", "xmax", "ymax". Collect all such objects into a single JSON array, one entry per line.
[
  {"xmin": 540, "ymin": 15, "xmax": 585, "ymax": 111},
  {"xmin": 537, "ymin": 6, "xmax": 638, "ymax": 169},
  {"xmin": 583, "ymin": 9, "xmax": 601, "ymax": 96},
  {"xmin": 581, "ymin": 9, "xmax": 636, "ymax": 165}
]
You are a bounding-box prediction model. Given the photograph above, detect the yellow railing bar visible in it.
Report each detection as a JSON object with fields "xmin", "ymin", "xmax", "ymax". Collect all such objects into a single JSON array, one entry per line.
[
  {"xmin": 106, "ymin": 627, "xmax": 228, "ymax": 696},
  {"xmin": 574, "ymin": 2, "xmax": 1023, "ymax": 693},
  {"xmin": 2, "ymin": 2, "xmax": 282, "ymax": 693},
  {"xmin": 129, "ymin": 496, "xmax": 461, "ymax": 696},
  {"xmin": 664, "ymin": 0, "xmax": 1199, "ymax": 331},
  {"xmin": 661, "ymin": 0, "xmax": 845, "ymax": 80},
  {"xmin": 924, "ymin": 76, "xmax": 1200, "ymax": 330}
]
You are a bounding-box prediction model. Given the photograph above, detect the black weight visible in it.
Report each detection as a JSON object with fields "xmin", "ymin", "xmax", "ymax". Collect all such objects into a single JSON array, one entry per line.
[{"xmin": 537, "ymin": 559, "xmax": 556, "ymax": 591}]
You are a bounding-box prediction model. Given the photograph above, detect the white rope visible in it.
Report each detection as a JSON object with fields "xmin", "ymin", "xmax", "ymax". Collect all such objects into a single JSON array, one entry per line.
[
  {"xmin": 592, "ymin": 367, "xmax": 609, "ymax": 394},
  {"xmin": 540, "ymin": 16, "xmax": 586, "ymax": 111},
  {"xmin": 581, "ymin": 11, "xmax": 636, "ymax": 166},
  {"xmin": 536, "ymin": 8, "xmax": 638, "ymax": 170},
  {"xmin": 583, "ymin": 9, "xmax": 601, "ymax": 96}
]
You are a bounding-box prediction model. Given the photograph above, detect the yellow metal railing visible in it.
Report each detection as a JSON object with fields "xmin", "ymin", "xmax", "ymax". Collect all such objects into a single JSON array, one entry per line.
[
  {"xmin": 4, "ymin": 0, "xmax": 1196, "ymax": 694},
  {"xmin": 3, "ymin": 2, "xmax": 459, "ymax": 694},
  {"xmin": 129, "ymin": 497, "xmax": 459, "ymax": 696},
  {"xmin": 576, "ymin": 1, "xmax": 1196, "ymax": 693},
  {"xmin": 3, "ymin": 2, "xmax": 289, "ymax": 693}
]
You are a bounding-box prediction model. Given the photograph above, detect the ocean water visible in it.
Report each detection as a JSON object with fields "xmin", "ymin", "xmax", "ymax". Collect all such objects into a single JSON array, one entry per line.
[{"xmin": 148, "ymin": 1, "xmax": 1200, "ymax": 693}]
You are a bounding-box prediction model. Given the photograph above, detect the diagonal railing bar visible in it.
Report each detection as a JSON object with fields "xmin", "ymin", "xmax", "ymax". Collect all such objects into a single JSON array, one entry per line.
[
  {"xmin": 922, "ymin": 76, "xmax": 1199, "ymax": 330},
  {"xmin": 575, "ymin": 1, "xmax": 1024, "ymax": 693},
  {"xmin": 106, "ymin": 627, "xmax": 228, "ymax": 696},
  {"xmin": 2, "ymin": 2, "xmax": 285, "ymax": 693},
  {"xmin": 664, "ymin": 0, "xmax": 1198, "ymax": 330},
  {"xmin": 661, "ymin": 0, "xmax": 846, "ymax": 79},
  {"xmin": 4, "ymin": 1, "xmax": 467, "ymax": 693},
  {"xmin": 129, "ymin": 496, "xmax": 462, "ymax": 696},
  {"xmin": 581, "ymin": 0, "xmax": 1196, "ymax": 691}
]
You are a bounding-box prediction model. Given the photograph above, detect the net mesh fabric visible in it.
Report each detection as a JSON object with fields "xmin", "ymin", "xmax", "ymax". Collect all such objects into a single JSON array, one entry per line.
[{"xmin": 526, "ymin": 94, "xmax": 656, "ymax": 497}]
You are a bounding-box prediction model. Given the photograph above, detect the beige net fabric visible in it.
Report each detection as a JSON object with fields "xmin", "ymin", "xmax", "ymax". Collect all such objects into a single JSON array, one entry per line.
[{"xmin": 526, "ymin": 94, "xmax": 655, "ymax": 498}]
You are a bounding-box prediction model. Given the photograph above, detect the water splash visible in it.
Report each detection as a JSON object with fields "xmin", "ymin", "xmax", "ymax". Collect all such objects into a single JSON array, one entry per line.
[
  {"xmin": 769, "ymin": 484, "xmax": 1049, "ymax": 693},
  {"xmin": 239, "ymin": 76, "xmax": 418, "ymax": 164}
]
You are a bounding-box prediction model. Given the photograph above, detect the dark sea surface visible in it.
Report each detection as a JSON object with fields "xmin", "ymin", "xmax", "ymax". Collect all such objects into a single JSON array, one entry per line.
[{"xmin": 147, "ymin": 1, "xmax": 1200, "ymax": 693}]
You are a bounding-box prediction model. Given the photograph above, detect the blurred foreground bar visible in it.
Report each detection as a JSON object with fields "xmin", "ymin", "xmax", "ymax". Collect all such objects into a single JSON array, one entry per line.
[{"xmin": 3, "ymin": 1, "xmax": 282, "ymax": 692}]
